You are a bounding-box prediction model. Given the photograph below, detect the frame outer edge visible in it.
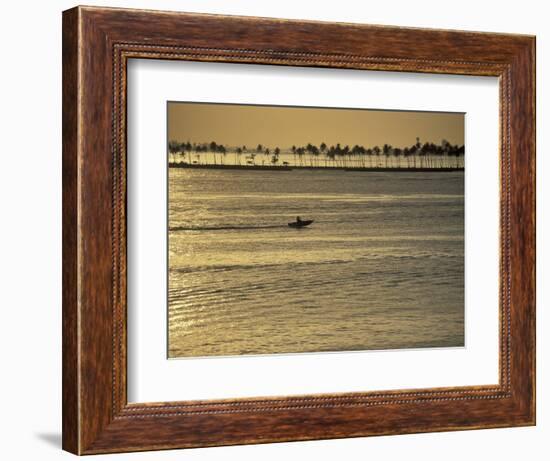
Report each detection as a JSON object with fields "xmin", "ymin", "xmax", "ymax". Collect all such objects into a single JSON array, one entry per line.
[
  {"xmin": 499, "ymin": 36, "xmax": 536, "ymax": 425},
  {"xmin": 62, "ymin": 6, "xmax": 81, "ymax": 455},
  {"xmin": 529, "ymin": 36, "xmax": 536, "ymax": 425},
  {"xmin": 63, "ymin": 6, "xmax": 536, "ymax": 454},
  {"xmin": 531, "ymin": 36, "xmax": 537, "ymax": 425}
]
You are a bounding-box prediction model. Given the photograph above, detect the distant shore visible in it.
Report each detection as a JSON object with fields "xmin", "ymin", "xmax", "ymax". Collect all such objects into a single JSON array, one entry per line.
[{"xmin": 168, "ymin": 163, "xmax": 464, "ymax": 173}]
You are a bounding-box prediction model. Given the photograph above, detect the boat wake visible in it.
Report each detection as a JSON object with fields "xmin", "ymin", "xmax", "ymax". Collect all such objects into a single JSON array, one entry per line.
[{"xmin": 169, "ymin": 224, "xmax": 287, "ymax": 232}]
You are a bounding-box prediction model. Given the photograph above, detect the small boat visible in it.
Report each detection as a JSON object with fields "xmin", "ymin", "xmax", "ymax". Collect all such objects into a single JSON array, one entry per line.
[{"xmin": 288, "ymin": 219, "xmax": 314, "ymax": 228}]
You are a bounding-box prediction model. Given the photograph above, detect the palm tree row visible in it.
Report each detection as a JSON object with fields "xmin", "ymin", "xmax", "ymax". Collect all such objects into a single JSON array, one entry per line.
[
  {"xmin": 168, "ymin": 137, "xmax": 465, "ymax": 169},
  {"xmin": 168, "ymin": 141, "xmax": 285, "ymax": 166}
]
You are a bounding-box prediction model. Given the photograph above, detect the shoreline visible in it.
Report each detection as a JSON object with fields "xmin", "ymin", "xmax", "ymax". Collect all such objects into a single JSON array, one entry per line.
[{"xmin": 168, "ymin": 163, "xmax": 464, "ymax": 173}]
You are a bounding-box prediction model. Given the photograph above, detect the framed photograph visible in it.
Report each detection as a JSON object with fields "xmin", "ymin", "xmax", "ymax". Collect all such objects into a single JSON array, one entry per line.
[{"xmin": 62, "ymin": 6, "xmax": 535, "ymax": 455}]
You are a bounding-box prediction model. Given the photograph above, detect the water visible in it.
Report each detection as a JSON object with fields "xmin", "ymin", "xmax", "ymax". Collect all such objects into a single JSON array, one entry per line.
[{"xmin": 168, "ymin": 168, "xmax": 464, "ymax": 358}]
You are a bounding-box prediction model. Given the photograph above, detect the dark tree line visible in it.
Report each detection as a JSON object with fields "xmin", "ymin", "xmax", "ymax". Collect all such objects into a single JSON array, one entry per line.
[{"xmin": 168, "ymin": 138, "xmax": 465, "ymax": 169}]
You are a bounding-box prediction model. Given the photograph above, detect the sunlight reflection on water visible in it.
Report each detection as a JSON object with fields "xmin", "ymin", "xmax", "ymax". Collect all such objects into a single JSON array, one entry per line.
[{"xmin": 168, "ymin": 168, "xmax": 464, "ymax": 358}]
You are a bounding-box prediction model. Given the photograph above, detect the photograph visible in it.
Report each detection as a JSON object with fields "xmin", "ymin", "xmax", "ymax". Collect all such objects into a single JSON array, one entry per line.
[{"xmin": 167, "ymin": 102, "xmax": 465, "ymax": 358}]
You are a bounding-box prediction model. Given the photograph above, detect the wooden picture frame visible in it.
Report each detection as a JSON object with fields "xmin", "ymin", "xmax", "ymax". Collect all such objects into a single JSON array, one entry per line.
[{"xmin": 62, "ymin": 5, "xmax": 535, "ymax": 455}]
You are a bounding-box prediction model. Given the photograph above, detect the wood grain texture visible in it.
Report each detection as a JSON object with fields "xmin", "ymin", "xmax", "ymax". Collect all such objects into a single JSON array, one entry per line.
[
  {"xmin": 62, "ymin": 5, "xmax": 536, "ymax": 455},
  {"xmin": 62, "ymin": 7, "xmax": 79, "ymax": 454}
]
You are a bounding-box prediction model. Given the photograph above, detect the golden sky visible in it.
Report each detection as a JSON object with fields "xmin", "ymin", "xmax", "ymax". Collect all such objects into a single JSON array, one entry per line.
[{"xmin": 168, "ymin": 102, "xmax": 464, "ymax": 149}]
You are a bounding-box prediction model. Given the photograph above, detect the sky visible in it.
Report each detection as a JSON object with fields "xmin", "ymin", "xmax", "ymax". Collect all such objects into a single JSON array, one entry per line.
[{"xmin": 168, "ymin": 102, "xmax": 464, "ymax": 149}]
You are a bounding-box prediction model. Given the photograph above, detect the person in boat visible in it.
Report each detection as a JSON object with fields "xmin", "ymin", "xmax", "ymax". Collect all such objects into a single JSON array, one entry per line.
[{"xmin": 296, "ymin": 216, "xmax": 303, "ymax": 224}]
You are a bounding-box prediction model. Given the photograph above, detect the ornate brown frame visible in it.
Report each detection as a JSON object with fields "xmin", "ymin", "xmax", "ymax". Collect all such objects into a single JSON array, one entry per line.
[{"xmin": 62, "ymin": 6, "xmax": 535, "ymax": 455}]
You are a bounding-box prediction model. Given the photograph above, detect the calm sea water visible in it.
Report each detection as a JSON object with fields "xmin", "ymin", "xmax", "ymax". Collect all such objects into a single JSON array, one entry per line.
[{"xmin": 168, "ymin": 168, "xmax": 464, "ymax": 358}]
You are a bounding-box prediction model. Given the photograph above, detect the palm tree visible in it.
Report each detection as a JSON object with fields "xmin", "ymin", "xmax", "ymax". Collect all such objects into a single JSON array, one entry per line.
[
  {"xmin": 382, "ymin": 144, "xmax": 392, "ymax": 168},
  {"xmin": 178, "ymin": 142, "xmax": 187, "ymax": 164},
  {"xmin": 366, "ymin": 148, "xmax": 373, "ymax": 167},
  {"xmin": 414, "ymin": 137, "xmax": 422, "ymax": 168},
  {"xmin": 274, "ymin": 147, "xmax": 281, "ymax": 162},
  {"xmin": 297, "ymin": 147, "xmax": 305, "ymax": 166},
  {"xmin": 393, "ymin": 147, "xmax": 402, "ymax": 168},
  {"xmin": 460, "ymin": 145, "xmax": 465, "ymax": 168},
  {"xmin": 326, "ymin": 146, "xmax": 336, "ymax": 166},
  {"xmin": 373, "ymin": 146, "xmax": 381, "ymax": 167},
  {"xmin": 403, "ymin": 147, "xmax": 410, "ymax": 168},
  {"xmin": 440, "ymin": 139, "xmax": 454, "ymax": 167},
  {"xmin": 334, "ymin": 143, "xmax": 342, "ymax": 167},
  {"xmin": 319, "ymin": 143, "xmax": 327, "ymax": 166},
  {"xmin": 342, "ymin": 145, "xmax": 350, "ymax": 167},
  {"xmin": 168, "ymin": 140, "xmax": 180, "ymax": 163},
  {"xmin": 352, "ymin": 145, "xmax": 362, "ymax": 167},
  {"xmin": 419, "ymin": 142, "xmax": 429, "ymax": 168},
  {"xmin": 310, "ymin": 145, "xmax": 320, "ymax": 166},
  {"xmin": 409, "ymin": 144, "xmax": 417, "ymax": 168}
]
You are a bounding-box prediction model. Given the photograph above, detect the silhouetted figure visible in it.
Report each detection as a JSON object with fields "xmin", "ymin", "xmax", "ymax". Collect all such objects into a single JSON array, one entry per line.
[{"xmin": 288, "ymin": 216, "xmax": 314, "ymax": 228}]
